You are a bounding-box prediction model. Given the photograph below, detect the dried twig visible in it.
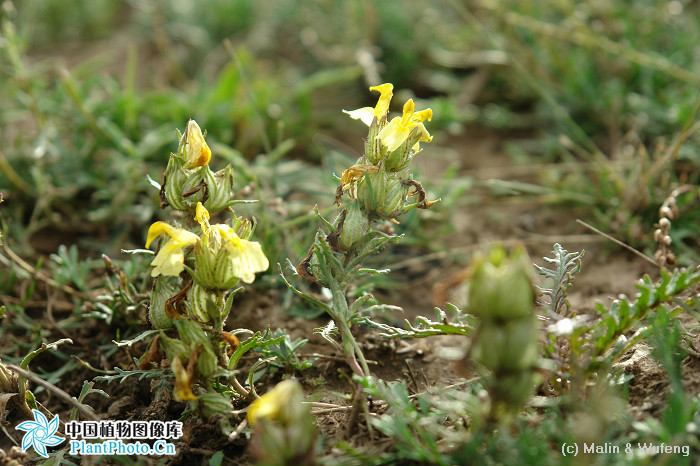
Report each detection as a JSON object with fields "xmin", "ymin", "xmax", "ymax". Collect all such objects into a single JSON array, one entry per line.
[
  {"xmin": 576, "ymin": 219, "xmax": 660, "ymax": 268},
  {"xmin": 7, "ymin": 364, "xmax": 100, "ymax": 421},
  {"xmin": 2, "ymin": 242, "xmax": 89, "ymax": 299}
]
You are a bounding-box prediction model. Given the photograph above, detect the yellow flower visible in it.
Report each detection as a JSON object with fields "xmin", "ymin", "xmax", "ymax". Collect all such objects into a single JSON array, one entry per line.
[
  {"xmin": 171, "ymin": 357, "xmax": 197, "ymax": 401},
  {"xmin": 183, "ymin": 120, "xmax": 212, "ymax": 168},
  {"xmin": 145, "ymin": 222, "xmax": 199, "ymax": 277},
  {"xmin": 377, "ymin": 99, "xmax": 433, "ymax": 152},
  {"xmin": 194, "ymin": 202, "xmax": 269, "ymax": 285},
  {"xmin": 247, "ymin": 379, "xmax": 303, "ymax": 425},
  {"xmin": 343, "ymin": 83, "xmax": 394, "ymax": 125},
  {"xmin": 213, "ymin": 224, "xmax": 269, "ymax": 284}
]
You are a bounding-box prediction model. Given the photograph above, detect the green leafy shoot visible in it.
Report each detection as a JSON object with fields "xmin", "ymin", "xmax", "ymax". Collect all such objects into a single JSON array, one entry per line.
[{"xmin": 358, "ymin": 303, "xmax": 476, "ymax": 339}]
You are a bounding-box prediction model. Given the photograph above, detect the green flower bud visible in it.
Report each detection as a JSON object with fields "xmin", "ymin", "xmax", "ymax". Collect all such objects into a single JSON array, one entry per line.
[
  {"xmin": 468, "ymin": 246, "xmax": 535, "ymax": 321},
  {"xmin": 174, "ymin": 319, "xmax": 210, "ymax": 348},
  {"xmin": 337, "ymin": 200, "xmax": 369, "ymax": 253},
  {"xmin": 198, "ymin": 392, "xmax": 233, "ymax": 418},
  {"xmin": 148, "ymin": 276, "xmax": 179, "ymax": 329},
  {"xmin": 203, "ymin": 164, "xmax": 235, "ymax": 213},
  {"xmin": 196, "ymin": 346, "xmax": 218, "ymax": 378},
  {"xmin": 471, "ymin": 315, "xmax": 539, "ymax": 372},
  {"xmin": 187, "ymin": 282, "xmax": 217, "ymax": 323},
  {"xmin": 192, "ymin": 234, "xmax": 241, "ymax": 290},
  {"xmin": 194, "ymin": 238, "xmax": 245, "ymax": 290},
  {"xmin": 357, "ymin": 169, "xmax": 409, "ymax": 220},
  {"xmin": 365, "ymin": 118, "xmax": 388, "ymax": 165},
  {"xmin": 248, "ymin": 380, "xmax": 317, "ymax": 465},
  {"xmin": 230, "ymin": 214, "xmax": 254, "ymax": 241},
  {"xmin": 163, "ymin": 160, "xmax": 235, "ymax": 215},
  {"xmin": 162, "ymin": 155, "xmax": 190, "ymax": 211}
]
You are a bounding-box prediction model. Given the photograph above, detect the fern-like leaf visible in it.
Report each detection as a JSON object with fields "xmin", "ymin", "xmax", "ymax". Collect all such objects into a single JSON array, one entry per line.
[{"xmin": 535, "ymin": 243, "xmax": 584, "ymax": 318}]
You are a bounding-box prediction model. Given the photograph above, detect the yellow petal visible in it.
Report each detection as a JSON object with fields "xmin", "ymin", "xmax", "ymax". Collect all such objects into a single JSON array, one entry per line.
[
  {"xmin": 214, "ymin": 224, "xmax": 240, "ymax": 247},
  {"xmin": 401, "ymin": 99, "xmax": 416, "ymax": 123},
  {"xmin": 369, "ymin": 83, "xmax": 393, "ymax": 119},
  {"xmin": 172, "ymin": 357, "xmax": 197, "ymax": 402},
  {"xmin": 146, "ymin": 222, "xmax": 199, "ymax": 277},
  {"xmin": 231, "ymin": 240, "xmax": 269, "ymax": 284},
  {"xmin": 343, "ymin": 107, "xmax": 375, "ymax": 126},
  {"xmin": 195, "ymin": 202, "xmax": 211, "ymax": 233},
  {"xmin": 415, "ymin": 122, "xmax": 433, "ymax": 142},
  {"xmin": 183, "ymin": 120, "xmax": 212, "ymax": 168},
  {"xmin": 195, "ymin": 202, "xmax": 210, "ymax": 224},
  {"xmin": 413, "ymin": 108, "xmax": 432, "ymax": 122},
  {"xmin": 377, "ymin": 117, "xmax": 411, "ymax": 152},
  {"xmin": 150, "ymin": 240, "xmax": 185, "ymax": 277},
  {"xmin": 214, "ymin": 225, "xmax": 269, "ymax": 283},
  {"xmin": 146, "ymin": 222, "xmax": 199, "ymax": 248}
]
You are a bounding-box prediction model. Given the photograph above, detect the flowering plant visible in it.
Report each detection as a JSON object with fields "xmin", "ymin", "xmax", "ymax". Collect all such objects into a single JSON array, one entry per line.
[
  {"xmin": 285, "ymin": 84, "xmax": 439, "ymax": 380},
  {"xmin": 135, "ymin": 120, "xmax": 276, "ymax": 413}
]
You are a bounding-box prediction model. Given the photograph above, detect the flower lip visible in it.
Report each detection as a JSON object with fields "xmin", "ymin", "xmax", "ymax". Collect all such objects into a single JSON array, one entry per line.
[
  {"xmin": 369, "ymin": 83, "xmax": 393, "ymax": 119},
  {"xmin": 213, "ymin": 224, "xmax": 269, "ymax": 284},
  {"xmin": 146, "ymin": 222, "xmax": 199, "ymax": 249},
  {"xmin": 343, "ymin": 82, "xmax": 394, "ymax": 125},
  {"xmin": 377, "ymin": 98, "xmax": 433, "ymax": 152},
  {"xmin": 145, "ymin": 222, "xmax": 199, "ymax": 277}
]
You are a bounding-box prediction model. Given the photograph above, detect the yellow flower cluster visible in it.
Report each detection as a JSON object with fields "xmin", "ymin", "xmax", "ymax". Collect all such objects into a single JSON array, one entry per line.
[
  {"xmin": 344, "ymin": 83, "xmax": 433, "ymax": 153},
  {"xmin": 145, "ymin": 203, "xmax": 268, "ymax": 283}
]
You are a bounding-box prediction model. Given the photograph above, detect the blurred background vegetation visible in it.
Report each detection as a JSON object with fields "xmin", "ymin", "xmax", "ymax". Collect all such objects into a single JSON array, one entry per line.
[{"xmin": 2, "ymin": 0, "xmax": 699, "ymax": 268}]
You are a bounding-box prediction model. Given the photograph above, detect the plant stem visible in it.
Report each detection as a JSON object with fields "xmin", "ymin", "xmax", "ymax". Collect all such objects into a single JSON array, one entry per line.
[
  {"xmin": 230, "ymin": 375, "xmax": 251, "ymax": 399},
  {"xmin": 333, "ymin": 295, "xmax": 371, "ymax": 377}
]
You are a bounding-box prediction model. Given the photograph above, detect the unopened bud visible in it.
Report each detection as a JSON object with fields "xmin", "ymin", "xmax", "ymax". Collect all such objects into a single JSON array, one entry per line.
[
  {"xmin": 198, "ymin": 392, "xmax": 233, "ymax": 418},
  {"xmin": 179, "ymin": 120, "xmax": 211, "ymax": 169},
  {"xmin": 248, "ymin": 379, "xmax": 317, "ymax": 466},
  {"xmin": 186, "ymin": 282, "xmax": 216, "ymax": 323},
  {"xmin": 357, "ymin": 169, "xmax": 409, "ymax": 220},
  {"xmin": 148, "ymin": 276, "xmax": 179, "ymax": 329},
  {"xmin": 337, "ymin": 200, "xmax": 370, "ymax": 252},
  {"xmin": 471, "ymin": 315, "xmax": 539, "ymax": 372},
  {"xmin": 468, "ymin": 246, "xmax": 535, "ymax": 321},
  {"xmin": 162, "ymin": 155, "xmax": 191, "ymax": 211}
]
